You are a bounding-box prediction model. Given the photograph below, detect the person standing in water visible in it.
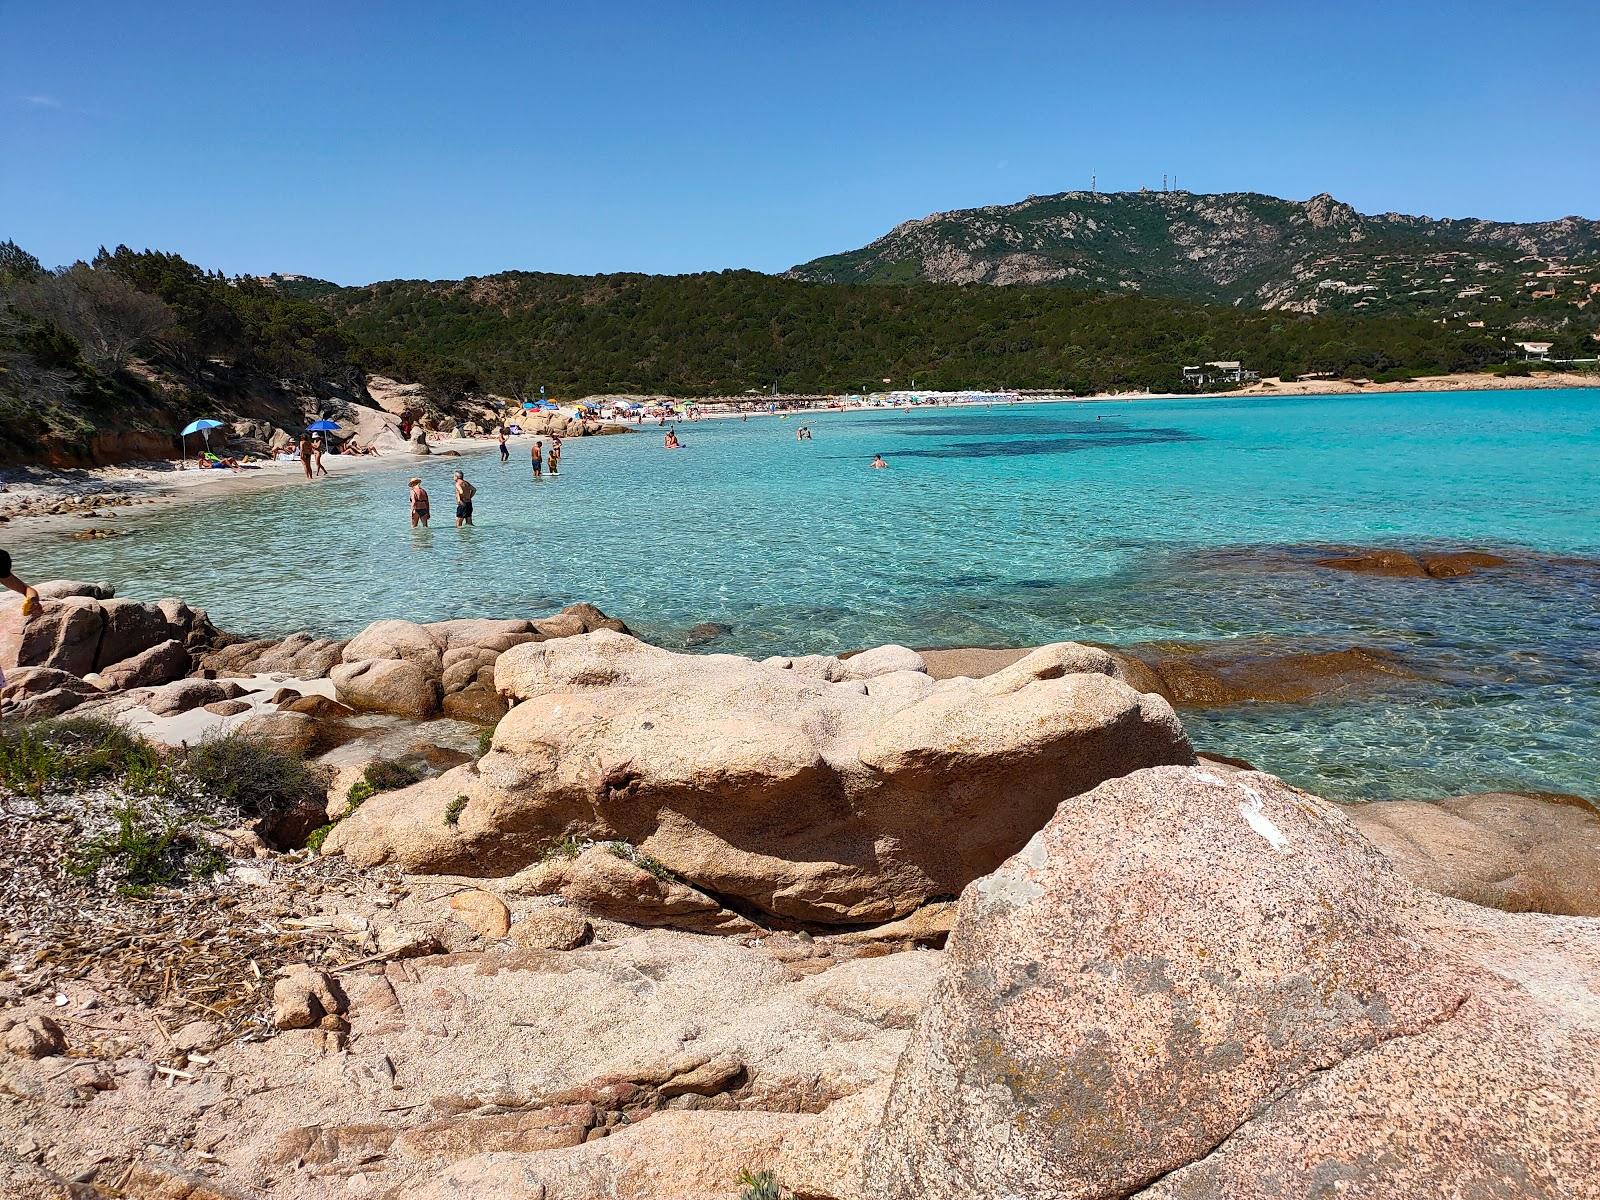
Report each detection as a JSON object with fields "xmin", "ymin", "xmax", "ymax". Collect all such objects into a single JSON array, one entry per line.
[
  {"xmin": 408, "ymin": 477, "xmax": 431, "ymax": 527},
  {"xmin": 871, "ymin": 454, "xmax": 888, "ymax": 469},
  {"xmin": 531, "ymin": 439, "xmax": 544, "ymax": 478},
  {"xmin": 453, "ymin": 470, "xmax": 476, "ymax": 527},
  {"xmin": 312, "ymin": 434, "xmax": 329, "ymax": 477},
  {"xmin": 298, "ymin": 433, "xmax": 315, "ymax": 480},
  {"xmin": 548, "ymin": 433, "xmax": 562, "ymax": 476},
  {"xmin": 498, "ymin": 431, "xmax": 509, "ymax": 464}
]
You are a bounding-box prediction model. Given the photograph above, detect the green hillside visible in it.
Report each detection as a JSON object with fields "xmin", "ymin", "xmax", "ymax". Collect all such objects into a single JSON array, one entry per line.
[
  {"xmin": 323, "ymin": 268, "xmax": 1513, "ymax": 398},
  {"xmin": 789, "ymin": 190, "xmax": 1600, "ymax": 334}
]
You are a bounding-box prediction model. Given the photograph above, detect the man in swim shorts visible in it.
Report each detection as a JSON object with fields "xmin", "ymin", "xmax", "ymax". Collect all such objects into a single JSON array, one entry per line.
[
  {"xmin": 453, "ymin": 471, "xmax": 476, "ymax": 527},
  {"xmin": 409, "ymin": 478, "xmax": 430, "ymax": 527},
  {"xmin": 531, "ymin": 440, "xmax": 544, "ymax": 478},
  {"xmin": 498, "ymin": 431, "xmax": 509, "ymax": 463}
]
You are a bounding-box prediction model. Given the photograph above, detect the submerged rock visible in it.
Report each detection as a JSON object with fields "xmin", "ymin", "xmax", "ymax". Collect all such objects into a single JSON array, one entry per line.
[
  {"xmin": 861, "ymin": 764, "xmax": 1600, "ymax": 1199},
  {"xmin": 1313, "ymin": 546, "xmax": 1511, "ymax": 578},
  {"xmin": 1348, "ymin": 791, "xmax": 1600, "ymax": 916},
  {"xmin": 326, "ymin": 634, "xmax": 1194, "ymax": 923}
]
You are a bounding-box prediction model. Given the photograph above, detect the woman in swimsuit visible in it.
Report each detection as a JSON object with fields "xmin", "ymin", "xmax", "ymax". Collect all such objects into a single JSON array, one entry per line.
[{"xmin": 409, "ymin": 478, "xmax": 431, "ymax": 527}]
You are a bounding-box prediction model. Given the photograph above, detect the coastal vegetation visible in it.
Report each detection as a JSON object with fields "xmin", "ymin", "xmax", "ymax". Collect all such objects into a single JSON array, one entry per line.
[
  {"xmin": 324, "ymin": 267, "xmax": 1514, "ymax": 399},
  {"xmin": 0, "ymin": 241, "xmax": 364, "ymax": 463}
]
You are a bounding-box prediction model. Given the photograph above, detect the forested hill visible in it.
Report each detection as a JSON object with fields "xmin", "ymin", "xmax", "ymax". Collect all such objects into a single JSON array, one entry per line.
[
  {"xmin": 789, "ymin": 190, "xmax": 1600, "ymax": 329},
  {"xmin": 0, "ymin": 243, "xmax": 367, "ymax": 465},
  {"xmin": 322, "ymin": 268, "xmax": 1515, "ymax": 398}
]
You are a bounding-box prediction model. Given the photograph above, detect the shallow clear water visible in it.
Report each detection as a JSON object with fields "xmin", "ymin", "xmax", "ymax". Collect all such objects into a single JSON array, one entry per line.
[{"xmin": 16, "ymin": 389, "xmax": 1600, "ymax": 802}]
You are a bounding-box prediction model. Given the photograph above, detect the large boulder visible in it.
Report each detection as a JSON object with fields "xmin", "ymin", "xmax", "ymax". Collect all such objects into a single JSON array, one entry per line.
[
  {"xmin": 325, "ymin": 635, "xmax": 1194, "ymax": 923},
  {"xmin": 861, "ymin": 765, "xmax": 1600, "ymax": 1199},
  {"xmin": 0, "ymin": 582, "xmax": 219, "ymax": 688},
  {"xmin": 504, "ymin": 846, "xmax": 758, "ymax": 935},
  {"xmin": 95, "ymin": 638, "xmax": 191, "ymax": 690},
  {"xmin": 0, "ymin": 666, "xmax": 97, "ymax": 720},
  {"xmin": 330, "ymin": 655, "xmax": 441, "ymax": 720},
  {"xmin": 201, "ymin": 632, "xmax": 349, "ymax": 679},
  {"xmin": 329, "ymin": 607, "xmax": 630, "ymax": 722},
  {"xmin": 1348, "ymin": 791, "xmax": 1600, "ymax": 916}
]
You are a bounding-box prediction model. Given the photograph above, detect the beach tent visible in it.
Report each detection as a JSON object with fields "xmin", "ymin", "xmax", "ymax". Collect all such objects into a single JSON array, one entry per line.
[{"xmin": 179, "ymin": 418, "xmax": 225, "ymax": 470}]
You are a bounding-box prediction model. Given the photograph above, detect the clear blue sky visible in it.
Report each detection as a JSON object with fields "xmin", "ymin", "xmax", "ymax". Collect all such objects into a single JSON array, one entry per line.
[{"xmin": 4, "ymin": 0, "xmax": 1596, "ymax": 285}]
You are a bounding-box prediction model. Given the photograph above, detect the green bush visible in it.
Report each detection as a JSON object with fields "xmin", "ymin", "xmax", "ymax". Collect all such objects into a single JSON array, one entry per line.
[
  {"xmin": 345, "ymin": 759, "xmax": 422, "ymax": 811},
  {"xmin": 736, "ymin": 1170, "xmax": 780, "ymax": 1200},
  {"xmin": 540, "ymin": 834, "xmax": 586, "ymax": 862},
  {"xmin": 183, "ymin": 734, "xmax": 327, "ymax": 824},
  {"xmin": 477, "ymin": 727, "xmax": 495, "ymax": 757},
  {"xmin": 606, "ymin": 840, "xmax": 676, "ymax": 881},
  {"xmin": 444, "ymin": 795, "xmax": 467, "ymax": 826},
  {"xmin": 0, "ymin": 717, "xmax": 164, "ymax": 797},
  {"xmin": 67, "ymin": 798, "xmax": 225, "ymax": 896},
  {"xmin": 364, "ymin": 759, "xmax": 422, "ymax": 792},
  {"xmin": 305, "ymin": 823, "xmax": 335, "ymax": 852}
]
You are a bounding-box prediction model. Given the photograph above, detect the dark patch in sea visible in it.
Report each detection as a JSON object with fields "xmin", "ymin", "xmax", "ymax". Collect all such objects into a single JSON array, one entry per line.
[{"xmin": 883, "ymin": 428, "xmax": 1198, "ymax": 459}]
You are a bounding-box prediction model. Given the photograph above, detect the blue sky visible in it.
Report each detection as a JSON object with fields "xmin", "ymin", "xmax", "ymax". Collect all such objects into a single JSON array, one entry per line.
[{"xmin": 4, "ymin": 1, "xmax": 1596, "ymax": 284}]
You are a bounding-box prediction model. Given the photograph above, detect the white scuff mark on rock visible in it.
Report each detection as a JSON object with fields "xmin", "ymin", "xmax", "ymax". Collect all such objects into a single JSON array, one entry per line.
[
  {"xmin": 976, "ymin": 831, "xmax": 1050, "ymax": 910},
  {"xmin": 1237, "ymin": 781, "xmax": 1289, "ymax": 852}
]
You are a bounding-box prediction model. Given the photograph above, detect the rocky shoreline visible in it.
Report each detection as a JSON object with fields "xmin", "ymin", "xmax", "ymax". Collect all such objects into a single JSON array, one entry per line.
[{"xmin": 1, "ymin": 582, "xmax": 1597, "ymax": 1198}]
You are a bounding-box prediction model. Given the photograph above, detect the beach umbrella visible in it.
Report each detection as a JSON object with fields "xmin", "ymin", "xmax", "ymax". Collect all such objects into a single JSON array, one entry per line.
[
  {"xmin": 306, "ymin": 419, "xmax": 340, "ymax": 432},
  {"xmin": 179, "ymin": 418, "xmax": 225, "ymax": 469},
  {"xmin": 522, "ymin": 401, "xmax": 537, "ymax": 410}
]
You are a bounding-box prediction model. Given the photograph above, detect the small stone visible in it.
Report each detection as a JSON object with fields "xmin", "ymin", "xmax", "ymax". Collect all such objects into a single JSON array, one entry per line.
[
  {"xmin": 272, "ymin": 966, "xmax": 348, "ymax": 1031},
  {"xmin": 448, "ymin": 890, "xmax": 512, "ymax": 938},
  {"xmin": 511, "ymin": 907, "xmax": 593, "ymax": 951},
  {"xmin": 67, "ymin": 1063, "xmax": 115, "ymax": 1091},
  {"xmin": 4, "ymin": 1014, "xmax": 66, "ymax": 1059}
]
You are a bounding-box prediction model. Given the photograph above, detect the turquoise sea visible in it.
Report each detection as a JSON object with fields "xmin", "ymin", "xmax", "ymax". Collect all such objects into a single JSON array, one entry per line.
[{"xmin": 16, "ymin": 388, "xmax": 1600, "ymax": 803}]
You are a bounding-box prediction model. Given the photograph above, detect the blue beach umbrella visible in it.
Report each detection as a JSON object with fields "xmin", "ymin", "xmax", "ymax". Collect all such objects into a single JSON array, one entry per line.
[
  {"xmin": 306, "ymin": 419, "xmax": 340, "ymax": 432},
  {"xmin": 178, "ymin": 418, "xmax": 225, "ymax": 468}
]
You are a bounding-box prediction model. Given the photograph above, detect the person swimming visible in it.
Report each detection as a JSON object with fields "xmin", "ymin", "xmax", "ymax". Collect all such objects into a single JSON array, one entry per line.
[{"xmin": 871, "ymin": 454, "xmax": 887, "ymax": 469}]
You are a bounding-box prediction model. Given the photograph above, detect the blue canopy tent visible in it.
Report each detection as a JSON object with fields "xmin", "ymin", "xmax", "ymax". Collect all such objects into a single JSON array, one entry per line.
[{"xmin": 179, "ymin": 419, "xmax": 225, "ymax": 470}]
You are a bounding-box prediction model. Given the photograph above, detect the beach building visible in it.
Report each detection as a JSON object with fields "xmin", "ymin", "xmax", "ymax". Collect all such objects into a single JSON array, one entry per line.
[
  {"xmin": 1512, "ymin": 341, "xmax": 1553, "ymax": 360},
  {"xmin": 1182, "ymin": 361, "xmax": 1258, "ymax": 387}
]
